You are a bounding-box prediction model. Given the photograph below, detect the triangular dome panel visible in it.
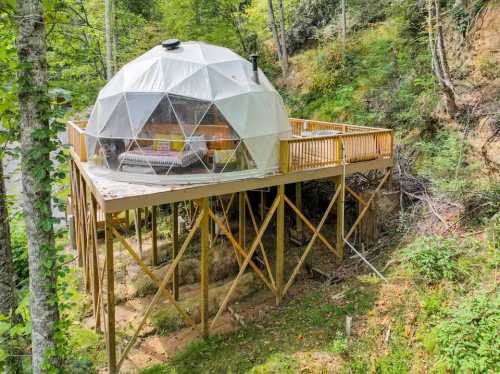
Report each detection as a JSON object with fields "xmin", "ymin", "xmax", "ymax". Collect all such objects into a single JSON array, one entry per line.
[
  {"xmin": 124, "ymin": 92, "xmax": 164, "ymax": 136},
  {"xmin": 136, "ymin": 95, "xmax": 184, "ymax": 140},
  {"xmin": 207, "ymin": 66, "xmax": 248, "ymax": 100},
  {"xmin": 192, "ymin": 104, "xmax": 239, "ymax": 140},
  {"xmin": 168, "ymin": 67, "xmax": 213, "ymax": 101},
  {"xmin": 169, "ymin": 94, "xmax": 211, "ymax": 137},
  {"xmin": 213, "ymin": 94, "xmax": 249, "ymax": 137},
  {"xmin": 99, "ymin": 95, "xmax": 134, "ymax": 139}
]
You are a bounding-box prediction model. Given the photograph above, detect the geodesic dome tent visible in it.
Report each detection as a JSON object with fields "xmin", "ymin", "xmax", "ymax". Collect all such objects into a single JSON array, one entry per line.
[{"xmin": 85, "ymin": 40, "xmax": 291, "ymax": 184}]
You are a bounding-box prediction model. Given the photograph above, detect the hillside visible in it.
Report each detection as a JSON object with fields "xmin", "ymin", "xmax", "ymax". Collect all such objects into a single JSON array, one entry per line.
[
  {"xmin": 139, "ymin": 2, "xmax": 499, "ymax": 373},
  {"xmin": 1, "ymin": 0, "xmax": 498, "ymax": 373}
]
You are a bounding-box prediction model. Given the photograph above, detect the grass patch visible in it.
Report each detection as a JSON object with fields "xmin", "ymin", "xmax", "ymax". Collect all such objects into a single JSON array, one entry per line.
[
  {"xmin": 401, "ymin": 235, "xmax": 465, "ymax": 284},
  {"xmin": 142, "ymin": 285, "xmax": 377, "ymax": 374}
]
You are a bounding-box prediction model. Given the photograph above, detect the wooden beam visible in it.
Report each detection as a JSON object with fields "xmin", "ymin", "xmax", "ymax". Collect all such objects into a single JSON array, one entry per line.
[
  {"xmin": 345, "ymin": 169, "xmax": 391, "ymax": 242},
  {"xmin": 152, "ymin": 206, "xmax": 158, "ymax": 266},
  {"xmin": 238, "ymin": 191, "xmax": 245, "ymax": 258},
  {"xmin": 200, "ymin": 198, "xmax": 209, "ymax": 337},
  {"xmin": 346, "ymin": 186, "xmax": 367, "ymax": 206},
  {"xmin": 284, "ymin": 195, "xmax": 340, "ymax": 257},
  {"xmin": 104, "ymin": 213, "xmax": 116, "ymax": 374},
  {"xmin": 210, "ymin": 195, "xmax": 280, "ymax": 329},
  {"xmin": 116, "ymin": 211, "xmax": 203, "ymax": 371},
  {"xmin": 134, "ymin": 208, "xmax": 143, "ymax": 258},
  {"xmin": 112, "ymin": 227, "xmax": 196, "ymax": 329},
  {"xmin": 98, "ymin": 158, "xmax": 393, "ymax": 213},
  {"xmin": 260, "ymin": 190, "xmax": 265, "ymax": 222},
  {"xmin": 209, "ymin": 211, "xmax": 275, "ymax": 292},
  {"xmin": 295, "ymin": 182, "xmax": 303, "ymax": 241},
  {"xmin": 334, "ymin": 175, "xmax": 345, "ymax": 262},
  {"xmin": 172, "ymin": 202, "xmax": 179, "ymax": 300},
  {"xmin": 244, "ymin": 192, "xmax": 275, "ymax": 289},
  {"xmin": 282, "ymin": 185, "xmax": 341, "ymax": 297},
  {"xmin": 275, "ymin": 185, "xmax": 285, "ymax": 305},
  {"xmin": 90, "ymin": 195, "xmax": 100, "ymax": 331}
]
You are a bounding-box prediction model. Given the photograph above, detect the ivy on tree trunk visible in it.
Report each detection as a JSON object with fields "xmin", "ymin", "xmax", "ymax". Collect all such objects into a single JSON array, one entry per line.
[{"xmin": 14, "ymin": 0, "xmax": 60, "ymax": 372}]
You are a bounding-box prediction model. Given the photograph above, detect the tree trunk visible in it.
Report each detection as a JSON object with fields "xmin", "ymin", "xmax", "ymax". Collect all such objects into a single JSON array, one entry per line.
[
  {"xmin": 104, "ymin": 0, "xmax": 113, "ymax": 80},
  {"xmin": 0, "ymin": 160, "xmax": 22, "ymax": 372},
  {"xmin": 15, "ymin": 0, "xmax": 60, "ymax": 372},
  {"xmin": 112, "ymin": 0, "xmax": 118, "ymax": 72},
  {"xmin": 341, "ymin": 0, "xmax": 347, "ymax": 41},
  {"xmin": 267, "ymin": 0, "xmax": 283, "ymax": 70},
  {"xmin": 426, "ymin": 0, "xmax": 457, "ymax": 117},
  {"xmin": 277, "ymin": 0, "xmax": 288, "ymax": 76}
]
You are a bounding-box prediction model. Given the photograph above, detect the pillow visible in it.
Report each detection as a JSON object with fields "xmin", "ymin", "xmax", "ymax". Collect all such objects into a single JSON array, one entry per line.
[{"xmin": 153, "ymin": 134, "xmax": 184, "ymax": 151}]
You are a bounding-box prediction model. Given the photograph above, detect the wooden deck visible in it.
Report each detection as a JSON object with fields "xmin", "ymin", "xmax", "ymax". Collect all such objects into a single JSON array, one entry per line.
[
  {"xmin": 67, "ymin": 119, "xmax": 393, "ymax": 213},
  {"xmin": 67, "ymin": 118, "xmax": 394, "ymax": 374}
]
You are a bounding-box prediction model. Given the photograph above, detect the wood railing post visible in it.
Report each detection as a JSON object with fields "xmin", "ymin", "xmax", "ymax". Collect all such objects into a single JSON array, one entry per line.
[
  {"xmin": 336, "ymin": 137, "xmax": 343, "ymax": 165},
  {"xmin": 279, "ymin": 140, "xmax": 289, "ymax": 173}
]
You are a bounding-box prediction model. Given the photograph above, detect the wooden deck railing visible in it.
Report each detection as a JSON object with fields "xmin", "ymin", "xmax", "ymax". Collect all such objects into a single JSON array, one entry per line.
[
  {"xmin": 289, "ymin": 118, "xmax": 384, "ymax": 136},
  {"xmin": 281, "ymin": 119, "xmax": 393, "ymax": 173},
  {"xmin": 67, "ymin": 118, "xmax": 393, "ymax": 174},
  {"xmin": 67, "ymin": 121, "xmax": 88, "ymax": 162}
]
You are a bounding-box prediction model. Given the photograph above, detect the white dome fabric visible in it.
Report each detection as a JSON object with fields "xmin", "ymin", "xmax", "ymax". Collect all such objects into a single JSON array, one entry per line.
[{"xmin": 86, "ymin": 41, "xmax": 291, "ymax": 184}]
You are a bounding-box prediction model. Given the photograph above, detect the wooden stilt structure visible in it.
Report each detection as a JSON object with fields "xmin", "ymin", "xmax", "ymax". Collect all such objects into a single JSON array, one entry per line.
[{"xmin": 67, "ymin": 118, "xmax": 394, "ymax": 372}]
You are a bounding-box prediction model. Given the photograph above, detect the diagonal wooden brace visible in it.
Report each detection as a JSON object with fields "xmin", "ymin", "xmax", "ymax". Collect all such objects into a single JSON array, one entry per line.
[
  {"xmin": 213, "ymin": 194, "xmax": 239, "ymax": 265},
  {"xmin": 244, "ymin": 192, "xmax": 275, "ymax": 289},
  {"xmin": 116, "ymin": 210, "xmax": 204, "ymax": 371},
  {"xmin": 208, "ymin": 210, "xmax": 275, "ymax": 292},
  {"xmin": 210, "ymin": 195, "xmax": 280, "ymax": 329},
  {"xmin": 282, "ymin": 185, "xmax": 341, "ymax": 298},
  {"xmin": 112, "ymin": 227, "xmax": 197, "ymax": 330},
  {"xmin": 345, "ymin": 169, "xmax": 391, "ymax": 241},
  {"xmin": 346, "ymin": 186, "xmax": 367, "ymax": 206},
  {"xmin": 284, "ymin": 195, "xmax": 340, "ymax": 257}
]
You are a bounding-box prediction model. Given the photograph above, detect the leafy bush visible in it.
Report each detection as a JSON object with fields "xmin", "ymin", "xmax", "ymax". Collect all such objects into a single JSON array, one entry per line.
[
  {"xmin": 416, "ymin": 130, "xmax": 475, "ymax": 196},
  {"xmin": 434, "ymin": 292, "xmax": 500, "ymax": 373},
  {"xmin": 10, "ymin": 219, "xmax": 29, "ymax": 287},
  {"xmin": 402, "ymin": 236, "xmax": 463, "ymax": 283}
]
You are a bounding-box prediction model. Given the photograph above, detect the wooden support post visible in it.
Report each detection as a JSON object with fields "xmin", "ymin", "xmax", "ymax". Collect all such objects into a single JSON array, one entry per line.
[
  {"xmin": 334, "ymin": 176, "xmax": 345, "ymax": 263},
  {"xmin": 73, "ymin": 166, "xmax": 83, "ymax": 267},
  {"xmin": 172, "ymin": 202, "xmax": 179, "ymax": 300},
  {"xmin": 152, "ymin": 206, "xmax": 158, "ymax": 266},
  {"xmin": 90, "ymin": 195, "xmax": 100, "ymax": 331},
  {"xmin": 238, "ymin": 192, "xmax": 245, "ymax": 251},
  {"xmin": 134, "ymin": 208, "xmax": 143, "ymax": 258},
  {"xmin": 295, "ymin": 182, "xmax": 303, "ymax": 241},
  {"xmin": 237, "ymin": 191, "xmax": 245, "ymax": 268},
  {"xmin": 260, "ymin": 190, "xmax": 265, "ymax": 222},
  {"xmin": 276, "ymin": 184, "xmax": 285, "ymax": 305},
  {"xmin": 105, "ymin": 213, "xmax": 116, "ymax": 374},
  {"xmin": 200, "ymin": 198, "xmax": 209, "ymax": 337}
]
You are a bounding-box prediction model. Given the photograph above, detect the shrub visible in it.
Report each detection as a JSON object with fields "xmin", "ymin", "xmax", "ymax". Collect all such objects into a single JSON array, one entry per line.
[
  {"xmin": 10, "ymin": 219, "xmax": 29, "ymax": 287},
  {"xmin": 402, "ymin": 236, "xmax": 463, "ymax": 284},
  {"xmin": 434, "ymin": 292, "xmax": 500, "ymax": 373}
]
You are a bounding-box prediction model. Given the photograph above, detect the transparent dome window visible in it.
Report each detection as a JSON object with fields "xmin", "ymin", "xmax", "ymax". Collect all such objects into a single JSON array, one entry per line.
[
  {"xmin": 89, "ymin": 93, "xmax": 257, "ymax": 176},
  {"xmin": 85, "ymin": 41, "xmax": 292, "ymax": 184}
]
